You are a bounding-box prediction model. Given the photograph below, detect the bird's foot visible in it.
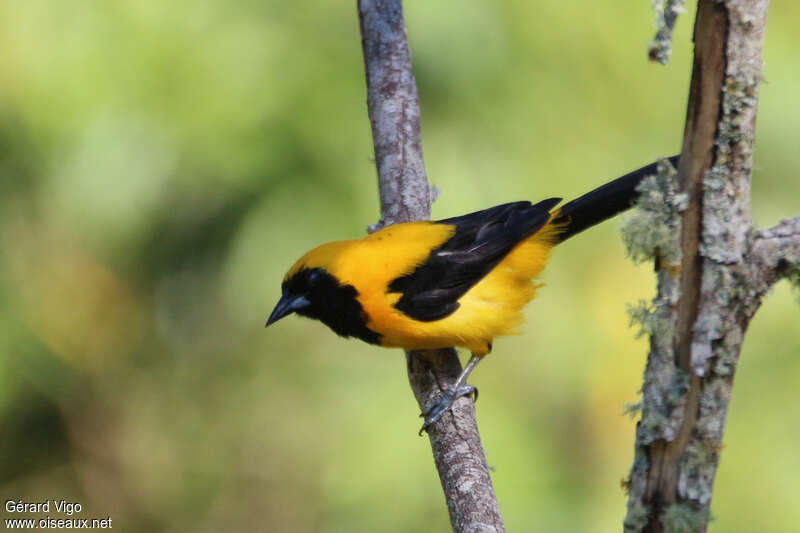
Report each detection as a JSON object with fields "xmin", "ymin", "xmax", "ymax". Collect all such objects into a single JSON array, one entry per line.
[{"xmin": 418, "ymin": 385, "xmax": 478, "ymax": 435}]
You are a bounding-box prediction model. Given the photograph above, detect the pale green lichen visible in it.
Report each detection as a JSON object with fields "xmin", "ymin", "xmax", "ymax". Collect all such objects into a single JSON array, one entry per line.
[
  {"xmin": 668, "ymin": 368, "xmax": 691, "ymax": 404},
  {"xmin": 636, "ymin": 366, "xmax": 689, "ymax": 445},
  {"xmin": 638, "ymin": 410, "xmax": 668, "ymax": 441},
  {"xmin": 682, "ymin": 440, "xmax": 715, "ymax": 472},
  {"xmin": 678, "ymin": 439, "xmax": 718, "ymax": 504},
  {"xmin": 788, "ymin": 265, "xmax": 800, "ymax": 303},
  {"xmin": 712, "ymin": 344, "xmax": 737, "ymax": 376},
  {"xmin": 623, "ymin": 400, "xmax": 643, "ymax": 418},
  {"xmin": 626, "ymin": 300, "xmax": 653, "ymax": 338},
  {"xmin": 621, "ymin": 159, "xmax": 686, "ymax": 265},
  {"xmin": 697, "ymin": 377, "xmax": 732, "ymax": 441},
  {"xmin": 661, "ymin": 502, "xmax": 712, "ymax": 533},
  {"xmin": 627, "ymin": 299, "xmax": 676, "ymax": 340},
  {"xmin": 624, "ymin": 501, "xmax": 651, "ymax": 533},
  {"xmin": 649, "ymin": 0, "xmax": 686, "ymax": 64}
]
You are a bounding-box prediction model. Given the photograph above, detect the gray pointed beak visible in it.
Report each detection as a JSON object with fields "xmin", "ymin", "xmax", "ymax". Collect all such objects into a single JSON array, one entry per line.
[{"xmin": 265, "ymin": 293, "xmax": 311, "ymax": 327}]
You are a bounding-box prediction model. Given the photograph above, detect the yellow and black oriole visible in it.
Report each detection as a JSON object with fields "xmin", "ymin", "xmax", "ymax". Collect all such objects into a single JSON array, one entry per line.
[{"xmin": 267, "ymin": 157, "xmax": 676, "ymax": 432}]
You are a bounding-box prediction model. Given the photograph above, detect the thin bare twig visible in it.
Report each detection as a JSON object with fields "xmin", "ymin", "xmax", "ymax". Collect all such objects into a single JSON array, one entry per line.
[{"xmin": 357, "ymin": 1, "xmax": 504, "ymax": 531}]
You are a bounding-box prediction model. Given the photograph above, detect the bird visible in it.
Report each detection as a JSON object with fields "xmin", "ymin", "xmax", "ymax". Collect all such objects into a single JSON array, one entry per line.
[{"xmin": 266, "ymin": 156, "xmax": 677, "ymax": 433}]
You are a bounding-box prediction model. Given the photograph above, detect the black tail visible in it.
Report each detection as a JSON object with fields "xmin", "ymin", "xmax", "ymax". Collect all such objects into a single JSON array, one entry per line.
[{"xmin": 551, "ymin": 155, "xmax": 680, "ymax": 242}]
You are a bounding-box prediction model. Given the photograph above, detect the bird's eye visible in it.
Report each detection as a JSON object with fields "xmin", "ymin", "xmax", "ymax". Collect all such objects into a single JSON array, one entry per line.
[{"xmin": 308, "ymin": 270, "xmax": 321, "ymax": 284}]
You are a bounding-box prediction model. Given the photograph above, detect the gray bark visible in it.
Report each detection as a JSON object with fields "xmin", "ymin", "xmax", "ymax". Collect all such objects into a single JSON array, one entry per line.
[
  {"xmin": 649, "ymin": 0, "xmax": 686, "ymax": 64},
  {"xmin": 357, "ymin": 1, "xmax": 505, "ymax": 531},
  {"xmin": 622, "ymin": 1, "xmax": 800, "ymax": 532}
]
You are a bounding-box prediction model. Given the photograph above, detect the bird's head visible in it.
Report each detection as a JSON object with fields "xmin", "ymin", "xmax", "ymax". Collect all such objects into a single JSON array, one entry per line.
[
  {"xmin": 265, "ymin": 241, "xmax": 351, "ymax": 327},
  {"xmin": 265, "ymin": 267, "xmax": 321, "ymax": 325},
  {"xmin": 266, "ymin": 241, "xmax": 382, "ymax": 345}
]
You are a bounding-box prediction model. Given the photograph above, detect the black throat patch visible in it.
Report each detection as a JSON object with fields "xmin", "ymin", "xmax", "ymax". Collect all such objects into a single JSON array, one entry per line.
[{"xmin": 288, "ymin": 268, "xmax": 382, "ymax": 345}]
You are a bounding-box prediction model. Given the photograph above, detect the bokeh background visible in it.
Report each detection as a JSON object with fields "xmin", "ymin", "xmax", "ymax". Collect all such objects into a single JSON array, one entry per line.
[{"xmin": 1, "ymin": 1, "xmax": 798, "ymax": 532}]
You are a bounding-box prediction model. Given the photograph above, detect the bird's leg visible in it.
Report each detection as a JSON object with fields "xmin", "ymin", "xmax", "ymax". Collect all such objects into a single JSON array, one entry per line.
[{"xmin": 419, "ymin": 354, "xmax": 482, "ymax": 435}]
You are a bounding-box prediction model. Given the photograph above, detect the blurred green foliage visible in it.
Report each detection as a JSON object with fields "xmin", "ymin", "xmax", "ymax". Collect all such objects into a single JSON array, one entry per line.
[{"xmin": 1, "ymin": 1, "xmax": 798, "ymax": 532}]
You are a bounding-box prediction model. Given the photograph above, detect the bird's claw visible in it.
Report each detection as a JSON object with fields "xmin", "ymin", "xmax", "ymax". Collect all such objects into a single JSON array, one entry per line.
[{"xmin": 418, "ymin": 384, "xmax": 478, "ymax": 435}]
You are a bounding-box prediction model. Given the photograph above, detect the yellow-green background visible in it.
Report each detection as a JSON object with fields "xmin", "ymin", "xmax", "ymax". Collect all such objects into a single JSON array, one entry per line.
[{"xmin": 1, "ymin": 1, "xmax": 797, "ymax": 532}]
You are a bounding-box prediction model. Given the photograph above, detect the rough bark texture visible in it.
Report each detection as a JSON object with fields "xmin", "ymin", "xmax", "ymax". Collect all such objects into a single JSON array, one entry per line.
[
  {"xmin": 407, "ymin": 350, "xmax": 506, "ymax": 532},
  {"xmin": 357, "ymin": 1, "xmax": 505, "ymax": 531},
  {"xmin": 358, "ymin": 0, "xmax": 434, "ymax": 232},
  {"xmin": 751, "ymin": 216, "xmax": 800, "ymax": 290},
  {"xmin": 649, "ymin": 0, "xmax": 687, "ymax": 64},
  {"xmin": 622, "ymin": 1, "xmax": 800, "ymax": 532}
]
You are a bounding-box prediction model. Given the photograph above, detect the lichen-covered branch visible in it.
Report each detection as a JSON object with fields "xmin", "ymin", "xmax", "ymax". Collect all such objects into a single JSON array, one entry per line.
[
  {"xmin": 649, "ymin": 0, "xmax": 687, "ymax": 64},
  {"xmin": 751, "ymin": 216, "xmax": 800, "ymax": 292},
  {"xmin": 357, "ymin": 1, "xmax": 505, "ymax": 531},
  {"xmin": 623, "ymin": 1, "xmax": 774, "ymax": 532}
]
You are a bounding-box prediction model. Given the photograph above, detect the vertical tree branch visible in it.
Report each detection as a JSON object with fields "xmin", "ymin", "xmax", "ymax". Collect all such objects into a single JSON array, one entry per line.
[
  {"xmin": 357, "ymin": 1, "xmax": 505, "ymax": 531},
  {"xmin": 624, "ymin": 1, "xmax": 771, "ymax": 532},
  {"xmin": 358, "ymin": 0, "xmax": 432, "ymax": 231},
  {"xmin": 640, "ymin": 0, "xmax": 727, "ymax": 514}
]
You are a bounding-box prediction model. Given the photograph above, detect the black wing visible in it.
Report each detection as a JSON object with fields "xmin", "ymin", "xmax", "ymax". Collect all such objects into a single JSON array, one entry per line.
[{"xmin": 388, "ymin": 198, "xmax": 561, "ymax": 321}]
